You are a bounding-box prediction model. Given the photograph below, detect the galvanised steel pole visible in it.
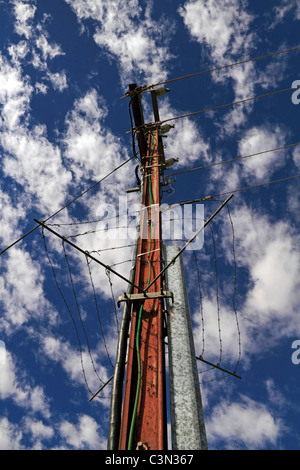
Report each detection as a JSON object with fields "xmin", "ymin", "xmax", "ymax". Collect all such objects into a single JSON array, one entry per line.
[{"xmin": 164, "ymin": 245, "xmax": 208, "ymax": 450}]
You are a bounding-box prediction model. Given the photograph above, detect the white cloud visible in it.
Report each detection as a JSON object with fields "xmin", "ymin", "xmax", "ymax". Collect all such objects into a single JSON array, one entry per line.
[
  {"xmin": 59, "ymin": 414, "xmax": 106, "ymax": 449},
  {"xmin": 42, "ymin": 335, "xmax": 111, "ymax": 395},
  {"xmin": 0, "ymin": 248, "xmax": 56, "ymax": 331},
  {"xmin": 2, "ymin": 127, "xmax": 72, "ymax": 214},
  {"xmin": 64, "ymin": 0, "xmax": 174, "ymax": 85},
  {"xmin": 246, "ymin": 237, "xmax": 299, "ymax": 317},
  {"xmin": 0, "ymin": 349, "xmax": 51, "ymax": 418},
  {"xmin": 271, "ymin": 0, "xmax": 300, "ymax": 28},
  {"xmin": 23, "ymin": 418, "xmax": 54, "ymax": 446},
  {"xmin": 0, "ymin": 52, "xmax": 72, "ymax": 214},
  {"xmin": 0, "ymin": 190, "xmax": 26, "ymax": 245},
  {"xmin": 207, "ymin": 395, "xmax": 283, "ymax": 449},
  {"xmin": 178, "ymin": 1, "xmax": 292, "ymax": 136},
  {"xmin": 46, "ymin": 71, "xmax": 68, "ymax": 92},
  {"xmin": 147, "ymin": 98, "xmax": 210, "ymax": 168},
  {"xmin": 0, "ymin": 52, "xmax": 33, "ymax": 130},
  {"xmin": 11, "ymin": 0, "xmax": 37, "ymax": 39},
  {"xmin": 265, "ymin": 379, "xmax": 287, "ymax": 408},
  {"xmin": 9, "ymin": 1, "xmax": 67, "ymax": 93},
  {"xmin": 238, "ymin": 125, "xmax": 287, "ymax": 181},
  {"xmin": 35, "ymin": 32, "xmax": 65, "ymax": 61},
  {"xmin": 193, "ymin": 297, "xmax": 242, "ymax": 367},
  {"xmin": 7, "ymin": 40, "xmax": 30, "ymax": 64},
  {"xmin": 64, "ymin": 89, "xmax": 131, "ymax": 183},
  {"xmin": 293, "ymin": 145, "xmax": 300, "ymax": 169},
  {"xmin": 178, "ymin": 0, "xmax": 257, "ymax": 135},
  {"xmin": 178, "ymin": 0, "xmax": 254, "ymax": 61},
  {"xmin": 227, "ymin": 205, "xmax": 300, "ymax": 352},
  {"xmin": 0, "ymin": 417, "xmax": 23, "ymax": 450}
]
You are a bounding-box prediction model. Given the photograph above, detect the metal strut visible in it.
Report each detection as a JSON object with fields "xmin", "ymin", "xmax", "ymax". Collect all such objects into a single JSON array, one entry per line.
[{"xmin": 117, "ymin": 291, "xmax": 174, "ymax": 308}]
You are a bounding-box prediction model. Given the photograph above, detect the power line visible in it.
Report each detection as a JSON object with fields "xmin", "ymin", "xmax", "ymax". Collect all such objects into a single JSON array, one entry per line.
[
  {"xmin": 144, "ymin": 45, "xmax": 300, "ymax": 90},
  {"xmin": 208, "ymin": 223, "xmax": 222, "ymax": 365},
  {"xmin": 35, "ymin": 218, "xmax": 147, "ymax": 294},
  {"xmin": 207, "ymin": 174, "xmax": 300, "ymax": 199},
  {"xmin": 42, "ymin": 228, "xmax": 93, "ymax": 395},
  {"xmin": 164, "ymin": 141, "xmax": 300, "ymax": 178},
  {"xmin": 85, "ymin": 255, "xmax": 115, "ymax": 370},
  {"xmin": 170, "ymin": 173, "xmax": 300, "ymax": 208},
  {"xmin": 62, "ymin": 240, "xmax": 105, "ymax": 387},
  {"xmin": 158, "ymin": 86, "xmax": 296, "ymax": 127},
  {"xmin": 0, "ymin": 155, "xmax": 135, "ymax": 257},
  {"xmin": 226, "ymin": 205, "xmax": 241, "ymax": 375}
]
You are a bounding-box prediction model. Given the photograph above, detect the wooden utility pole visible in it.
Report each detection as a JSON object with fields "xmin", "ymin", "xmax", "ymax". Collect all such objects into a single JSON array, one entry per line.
[{"xmin": 118, "ymin": 84, "xmax": 168, "ymax": 450}]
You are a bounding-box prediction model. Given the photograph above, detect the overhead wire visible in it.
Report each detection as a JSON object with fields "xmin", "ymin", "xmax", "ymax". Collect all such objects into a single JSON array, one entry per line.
[
  {"xmin": 164, "ymin": 141, "xmax": 300, "ymax": 179},
  {"xmin": 62, "ymin": 240, "xmax": 106, "ymax": 387},
  {"xmin": 157, "ymin": 86, "xmax": 296, "ymax": 127},
  {"xmin": 191, "ymin": 246, "xmax": 205, "ymax": 358},
  {"xmin": 190, "ymin": 205, "xmax": 242, "ymax": 379},
  {"xmin": 85, "ymin": 255, "xmax": 114, "ymax": 370},
  {"xmin": 105, "ymin": 268, "xmax": 120, "ymax": 333},
  {"xmin": 5, "ymin": 43, "xmax": 299, "ymax": 411},
  {"xmin": 143, "ymin": 45, "xmax": 300, "ymax": 90},
  {"xmin": 226, "ymin": 205, "xmax": 241, "ymax": 374},
  {"xmin": 0, "ymin": 155, "xmax": 135, "ymax": 257},
  {"xmin": 166, "ymin": 173, "xmax": 300, "ymax": 209},
  {"xmin": 42, "ymin": 228, "xmax": 93, "ymax": 395},
  {"xmin": 208, "ymin": 223, "xmax": 222, "ymax": 365}
]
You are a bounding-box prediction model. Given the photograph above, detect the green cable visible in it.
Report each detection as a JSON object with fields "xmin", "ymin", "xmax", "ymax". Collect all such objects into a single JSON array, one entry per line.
[{"xmin": 127, "ymin": 134, "xmax": 154, "ymax": 450}]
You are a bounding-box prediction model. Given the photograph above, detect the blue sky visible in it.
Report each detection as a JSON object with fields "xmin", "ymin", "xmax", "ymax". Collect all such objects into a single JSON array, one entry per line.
[{"xmin": 0, "ymin": 0, "xmax": 300, "ymax": 450}]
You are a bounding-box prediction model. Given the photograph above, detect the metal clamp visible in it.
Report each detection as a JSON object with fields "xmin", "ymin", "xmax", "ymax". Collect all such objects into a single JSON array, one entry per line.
[{"xmin": 117, "ymin": 290, "xmax": 174, "ymax": 308}]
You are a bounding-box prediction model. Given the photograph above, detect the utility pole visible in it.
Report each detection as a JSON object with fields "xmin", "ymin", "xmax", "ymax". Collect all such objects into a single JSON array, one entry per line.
[
  {"xmin": 117, "ymin": 84, "xmax": 168, "ymax": 450},
  {"xmin": 109, "ymin": 83, "xmax": 231, "ymax": 451},
  {"xmin": 164, "ymin": 245, "xmax": 207, "ymax": 450}
]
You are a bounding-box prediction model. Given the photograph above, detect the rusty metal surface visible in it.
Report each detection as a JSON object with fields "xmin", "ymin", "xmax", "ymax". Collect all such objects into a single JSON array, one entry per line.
[{"xmin": 118, "ymin": 130, "xmax": 167, "ymax": 450}]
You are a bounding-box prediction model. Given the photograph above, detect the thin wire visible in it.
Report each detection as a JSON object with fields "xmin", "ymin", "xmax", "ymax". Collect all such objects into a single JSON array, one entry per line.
[
  {"xmin": 165, "ymin": 141, "xmax": 300, "ymax": 179},
  {"xmin": 191, "ymin": 246, "xmax": 205, "ymax": 358},
  {"xmin": 208, "ymin": 223, "xmax": 222, "ymax": 365},
  {"xmin": 209, "ymin": 174, "xmax": 300, "ymax": 199},
  {"xmin": 226, "ymin": 206, "xmax": 242, "ymax": 374},
  {"xmin": 85, "ymin": 255, "xmax": 114, "ymax": 370},
  {"xmin": 0, "ymin": 155, "xmax": 135, "ymax": 257},
  {"xmin": 158, "ymin": 87, "xmax": 296, "ymax": 126},
  {"xmin": 62, "ymin": 240, "xmax": 105, "ymax": 386},
  {"xmin": 170, "ymin": 173, "xmax": 300, "ymax": 209},
  {"xmin": 145, "ymin": 45, "xmax": 300, "ymax": 90},
  {"xmin": 42, "ymin": 229, "xmax": 93, "ymax": 394},
  {"xmin": 105, "ymin": 268, "xmax": 120, "ymax": 333}
]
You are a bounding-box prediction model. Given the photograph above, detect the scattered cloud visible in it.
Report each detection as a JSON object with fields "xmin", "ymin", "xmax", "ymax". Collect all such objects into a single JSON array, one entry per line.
[
  {"xmin": 271, "ymin": 0, "xmax": 300, "ymax": 28},
  {"xmin": 64, "ymin": 0, "xmax": 175, "ymax": 85},
  {"xmin": 0, "ymin": 417, "xmax": 23, "ymax": 450},
  {"xmin": 238, "ymin": 125, "xmax": 288, "ymax": 181},
  {"xmin": 11, "ymin": 0, "xmax": 36, "ymax": 40},
  {"xmin": 0, "ymin": 248, "xmax": 56, "ymax": 332},
  {"xmin": 207, "ymin": 395, "xmax": 283, "ymax": 449},
  {"xmin": 0, "ymin": 349, "xmax": 51, "ymax": 418},
  {"xmin": 178, "ymin": 0, "xmax": 255, "ymax": 61},
  {"xmin": 228, "ymin": 204, "xmax": 300, "ymax": 351},
  {"xmin": 59, "ymin": 414, "xmax": 106, "ymax": 449}
]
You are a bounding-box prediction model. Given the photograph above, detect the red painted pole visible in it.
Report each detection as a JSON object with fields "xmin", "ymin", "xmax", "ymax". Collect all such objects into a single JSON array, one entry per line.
[{"xmin": 118, "ymin": 129, "xmax": 167, "ymax": 450}]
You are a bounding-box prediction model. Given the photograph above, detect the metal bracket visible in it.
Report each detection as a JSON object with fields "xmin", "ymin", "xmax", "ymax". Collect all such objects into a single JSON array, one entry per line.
[{"xmin": 117, "ymin": 290, "xmax": 174, "ymax": 308}]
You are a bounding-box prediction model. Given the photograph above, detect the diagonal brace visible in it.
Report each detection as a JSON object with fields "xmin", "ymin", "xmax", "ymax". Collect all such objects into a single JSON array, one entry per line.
[
  {"xmin": 34, "ymin": 219, "xmax": 146, "ymax": 294},
  {"xmin": 145, "ymin": 194, "xmax": 234, "ymax": 292}
]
